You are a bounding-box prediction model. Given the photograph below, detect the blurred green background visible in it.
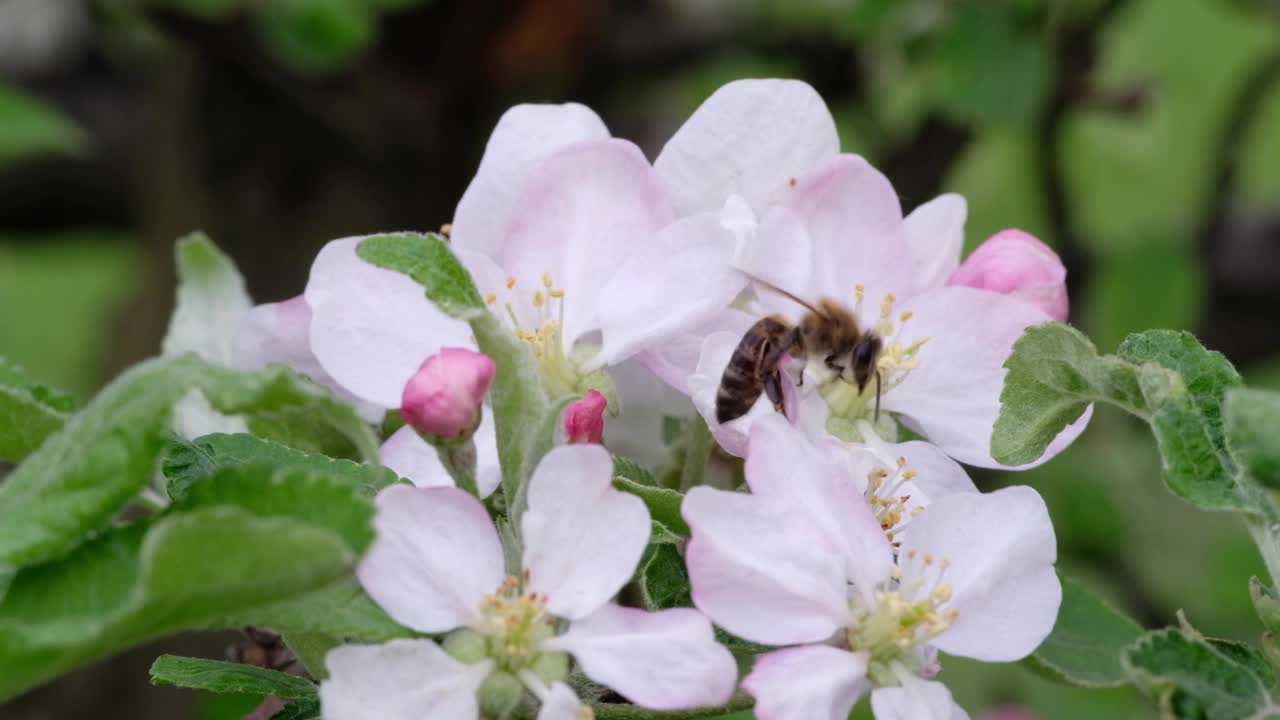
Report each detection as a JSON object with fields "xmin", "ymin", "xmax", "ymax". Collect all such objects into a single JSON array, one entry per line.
[{"xmin": 1, "ymin": 0, "xmax": 1278, "ymax": 718}]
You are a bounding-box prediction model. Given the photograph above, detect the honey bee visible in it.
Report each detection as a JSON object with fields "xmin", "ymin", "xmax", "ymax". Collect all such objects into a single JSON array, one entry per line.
[{"xmin": 715, "ymin": 279, "xmax": 882, "ymax": 424}]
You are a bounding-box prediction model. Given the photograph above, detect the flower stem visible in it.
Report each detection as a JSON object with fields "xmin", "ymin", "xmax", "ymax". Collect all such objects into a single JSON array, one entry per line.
[
  {"xmin": 678, "ymin": 416, "xmax": 714, "ymax": 493},
  {"xmin": 433, "ymin": 436, "xmax": 480, "ymax": 498}
]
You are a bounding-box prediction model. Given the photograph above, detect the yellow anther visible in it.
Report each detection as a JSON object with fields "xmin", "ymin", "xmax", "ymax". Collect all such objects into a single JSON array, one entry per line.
[
  {"xmin": 924, "ymin": 553, "xmax": 935, "ymax": 565},
  {"xmin": 549, "ymin": 288, "xmax": 565, "ymax": 298},
  {"xmin": 505, "ymin": 276, "xmax": 518, "ymax": 289},
  {"xmin": 440, "ymin": 223, "xmax": 453, "ymax": 236},
  {"xmin": 902, "ymin": 470, "xmax": 918, "ymax": 480},
  {"xmin": 879, "ymin": 292, "xmax": 896, "ymax": 319},
  {"xmin": 533, "ymin": 291, "xmax": 545, "ymax": 307},
  {"xmin": 896, "ymin": 456, "xmax": 907, "ymax": 468},
  {"xmin": 899, "ymin": 311, "xmax": 913, "ymax": 323},
  {"xmin": 933, "ymin": 584, "xmax": 953, "ymax": 602},
  {"xmin": 542, "ymin": 272, "xmax": 554, "ymax": 288},
  {"xmin": 484, "ymin": 292, "xmax": 497, "ymax": 305}
]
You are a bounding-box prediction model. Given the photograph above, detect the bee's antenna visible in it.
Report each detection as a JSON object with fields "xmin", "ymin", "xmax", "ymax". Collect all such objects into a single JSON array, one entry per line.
[{"xmin": 873, "ymin": 370, "xmax": 882, "ymax": 421}]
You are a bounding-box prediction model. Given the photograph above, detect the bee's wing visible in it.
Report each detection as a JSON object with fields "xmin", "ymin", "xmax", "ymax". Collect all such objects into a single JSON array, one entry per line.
[{"xmin": 739, "ymin": 271, "xmax": 827, "ymax": 318}]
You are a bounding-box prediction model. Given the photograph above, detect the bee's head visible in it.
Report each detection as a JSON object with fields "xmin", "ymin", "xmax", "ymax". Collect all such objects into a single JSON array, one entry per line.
[{"xmin": 850, "ymin": 333, "xmax": 882, "ymax": 393}]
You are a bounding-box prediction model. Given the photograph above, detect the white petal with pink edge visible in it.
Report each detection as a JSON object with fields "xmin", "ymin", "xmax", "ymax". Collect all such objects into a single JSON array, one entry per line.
[
  {"xmin": 899, "ymin": 486, "xmax": 1060, "ymax": 662},
  {"xmin": 869, "ymin": 675, "xmax": 970, "ymax": 720},
  {"xmin": 357, "ymin": 486, "xmax": 505, "ymax": 633},
  {"xmin": 319, "ymin": 639, "xmax": 492, "ymax": 720},
  {"xmin": 521, "ymin": 444, "xmax": 650, "ymax": 620},
  {"xmin": 682, "ymin": 486, "xmax": 849, "ymax": 645},
  {"xmin": 545, "ymin": 603, "xmax": 737, "ymax": 711},
  {"xmin": 305, "ymin": 237, "xmax": 472, "ymax": 409},
  {"xmin": 904, "ymin": 193, "xmax": 967, "ymax": 292},
  {"xmin": 451, "ymin": 103, "xmax": 609, "ymax": 260},
  {"xmin": 742, "ymin": 646, "xmax": 870, "ymax": 720},
  {"xmin": 501, "ymin": 139, "xmax": 673, "ymax": 353},
  {"xmin": 655, "ymin": 79, "xmax": 839, "ymax": 217},
  {"xmin": 533, "ymin": 682, "xmax": 592, "ymax": 720}
]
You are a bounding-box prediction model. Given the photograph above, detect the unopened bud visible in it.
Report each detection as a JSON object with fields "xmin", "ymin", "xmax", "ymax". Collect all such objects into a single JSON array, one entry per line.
[
  {"xmin": 401, "ymin": 347, "xmax": 495, "ymax": 440},
  {"xmin": 563, "ymin": 390, "xmax": 607, "ymax": 444},
  {"xmin": 478, "ymin": 670, "xmax": 523, "ymax": 719},
  {"xmin": 443, "ymin": 628, "xmax": 488, "ymax": 664},
  {"xmin": 1251, "ymin": 577, "xmax": 1280, "ymax": 632},
  {"xmin": 530, "ymin": 650, "xmax": 570, "ymax": 684},
  {"xmin": 947, "ymin": 229, "xmax": 1068, "ymax": 322}
]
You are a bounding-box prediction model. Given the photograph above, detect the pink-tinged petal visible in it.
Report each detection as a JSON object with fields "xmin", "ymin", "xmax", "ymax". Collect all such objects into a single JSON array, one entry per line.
[
  {"xmin": 655, "ymin": 79, "xmax": 839, "ymax": 217},
  {"xmin": 502, "ymin": 139, "xmax": 674, "ymax": 352},
  {"xmin": 521, "ymin": 444, "xmax": 650, "ymax": 620},
  {"xmin": 546, "ymin": 604, "xmax": 737, "ymax": 710},
  {"xmin": 883, "ymin": 286, "xmax": 1087, "ymax": 468},
  {"xmin": 320, "ymin": 640, "xmax": 492, "ymax": 720},
  {"xmin": 379, "ymin": 410, "xmax": 501, "ymax": 498},
  {"xmin": 452, "ymin": 103, "xmax": 609, "ymax": 259},
  {"xmin": 595, "ymin": 212, "xmax": 745, "ymax": 367},
  {"xmin": 735, "ymin": 205, "xmax": 814, "ymax": 317},
  {"xmin": 899, "ymin": 486, "xmax": 1060, "ymax": 662},
  {"xmin": 357, "ymin": 485, "xmax": 504, "ymax": 633},
  {"xmin": 948, "ymin": 229, "xmax": 1068, "ymax": 322},
  {"xmin": 777, "ymin": 154, "xmax": 914, "ymax": 303},
  {"xmin": 234, "ymin": 296, "xmax": 384, "ymax": 421},
  {"xmin": 305, "ymin": 237, "xmax": 473, "ymax": 408},
  {"xmin": 870, "ymin": 676, "xmax": 969, "ymax": 720},
  {"xmin": 640, "ymin": 308, "xmax": 756, "ymax": 396},
  {"xmin": 742, "ymin": 646, "xmax": 869, "ymax": 720},
  {"xmin": 905, "ymin": 194, "xmax": 967, "ymax": 292},
  {"xmin": 535, "ymin": 682, "xmax": 591, "ymax": 720},
  {"xmin": 745, "ymin": 415, "xmax": 893, "ymax": 598},
  {"xmin": 682, "ymin": 486, "xmax": 849, "ymax": 645}
]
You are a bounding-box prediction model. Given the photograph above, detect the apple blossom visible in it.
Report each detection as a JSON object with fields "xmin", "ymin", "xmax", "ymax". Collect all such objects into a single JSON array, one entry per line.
[
  {"xmin": 319, "ymin": 444, "xmax": 737, "ymax": 719},
  {"xmin": 682, "ymin": 416, "xmax": 1060, "ymax": 720},
  {"xmin": 400, "ymin": 347, "xmax": 495, "ymax": 440},
  {"xmin": 948, "ymin": 229, "xmax": 1069, "ymax": 323},
  {"xmin": 593, "ymin": 78, "xmax": 1085, "ymax": 469}
]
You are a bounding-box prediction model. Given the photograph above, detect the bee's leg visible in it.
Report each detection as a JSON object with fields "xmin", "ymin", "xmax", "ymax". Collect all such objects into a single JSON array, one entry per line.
[{"xmin": 764, "ymin": 369, "xmax": 785, "ymax": 413}]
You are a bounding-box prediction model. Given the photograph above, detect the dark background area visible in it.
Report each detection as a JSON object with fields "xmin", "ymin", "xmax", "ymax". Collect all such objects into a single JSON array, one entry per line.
[{"xmin": 1, "ymin": 0, "xmax": 1278, "ymax": 717}]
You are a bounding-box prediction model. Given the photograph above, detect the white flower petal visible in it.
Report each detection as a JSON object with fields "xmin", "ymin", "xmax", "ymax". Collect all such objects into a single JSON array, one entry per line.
[
  {"xmin": 357, "ymin": 485, "xmax": 505, "ymax": 633},
  {"xmin": 502, "ymin": 139, "xmax": 673, "ymax": 352},
  {"xmin": 904, "ymin": 193, "xmax": 967, "ymax": 291},
  {"xmin": 379, "ymin": 410, "xmax": 501, "ymax": 497},
  {"xmin": 839, "ymin": 438, "xmax": 978, "ymax": 520},
  {"xmin": 734, "ymin": 205, "xmax": 814, "ymax": 312},
  {"xmin": 745, "ymin": 414, "xmax": 893, "ymax": 599},
  {"xmin": 639, "ymin": 307, "xmax": 757, "ymax": 396},
  {"xmin": 452, "ymin": 103, "xmax": 609, "ymax": 259},
  {"xmin": 320, "ymin": 639, "xmax": 492, "ymax": 720},
  {"xmin": 883, "ymin": 286, "xmax": 1086, "ymax": 468},
  {"xmin": 305, "ymin": 237, "xmax": 472, "ymax": 408},
  {"xmin": 742, "ymin": 646, "xmax": 869, "ymax": 720},
  {"xmin": 655, "ymin": 79, "xmax": 839, "ymax": 217},
  {"xmin": 682, "ymin": 486, "xmax": 849, "ymax": 645},
  {"xmin": 870, "ymin": 676, "xmax": 969, "ymax": 720},
  {"xmin": 546, "ymin": 603, "xmax": 737, "ymax": 710},
  {"xmin": 535, "ymin": 682, "xmax": 592, "ymax": 720},
  {"xmin": 596, "ymin": 212, "xmax": 746, "ymax": 367},
  {"xmin": 522, "ymin": 444, "xmax": 650, "ymax": 619},
  {"xmin": 899, "ymin": 486, "xmax": 1060, "ymax": 662}
]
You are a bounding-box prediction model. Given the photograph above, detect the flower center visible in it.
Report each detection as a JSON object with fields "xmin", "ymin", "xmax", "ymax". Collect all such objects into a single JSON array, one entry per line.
[
  {"xmin": 485, "ymin": 272, "xmax": 615, "ymax": 403},
  {"xmin": 467, "ymin": 572, "xmax": 562, "ymax": 673},
  {"xmin": 847, "ymin": 549, "xmax": 958, "ymax": 686},
  {"xmin": 822, "ymin": 287, "xmax": 929, "ymax": 440},
  {"xmin": 863, "ymin": 456, "xmax": 924, "ymax": 537}
]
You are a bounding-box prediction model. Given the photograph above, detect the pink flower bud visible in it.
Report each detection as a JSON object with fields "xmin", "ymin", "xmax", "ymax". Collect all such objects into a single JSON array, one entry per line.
[
  {"xmin": 947, "ymin": 229, "xmax": 1069, "ymax": 322},
  {"xmin": 980, "ymin": 705, "xmax": 1040, "ymax": 720},
  {"xmin": 401, "ymin": 347, "xmax": 496, "ymax": 440},
  {"xmin": 563, "ymin": 389, "xmax": 607, "ymax": 444}
]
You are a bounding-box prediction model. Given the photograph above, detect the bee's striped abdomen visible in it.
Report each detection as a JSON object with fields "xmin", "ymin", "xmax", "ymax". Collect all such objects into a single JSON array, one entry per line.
[{"xmin": 715, "ymin": 317, "xmax": 791, "ymax": 424}]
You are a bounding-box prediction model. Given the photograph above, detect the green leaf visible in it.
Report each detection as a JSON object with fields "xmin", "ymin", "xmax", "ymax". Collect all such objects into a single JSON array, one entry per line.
[
  {"xmin": 640, "ymin": 543, "xmax": 692, "ymax": 611},
  {"xmin": 1225, "ymin": 388, "xmax": 1280, "ymax": 489},
  {"xmin": 1123, "ymin": 628, "xmax": 1273, "ymax": 719},
  {"xmin": 1206, "ymin": 637, "xmax": 1278, "ymax": 688},
  {"xmin": 281, "ymin": 632, "xmax": 339, "ymax": 680},
  {"xmin": 356, "ymin": 233, "xmax": 484, "ymax": 318},
  {"xmin": 0, "ymin": 507, "xmax": 354, "ymax": 701},
  {"xmin": 272, "ymin": 696, "xmax": 321, "ymax": 720},
  {"xmin": 932, "ymin": 5, "xmax": 1051, "ymax": 128},
  {"xmin": 162, "ymin": 233, "xmax": 252, "ymax": 366},
  {"xmin": 1022, "ymin": 574, "xmax": 1144, "ymax": 687},
  {"xmin": 613, "ymin": 477, "xmax": 689, "ymax": 537},
  {"xmin": 0, "ymin": 82, "xmax": 87, "ymax": 168},
  {"xmin": 200, "ymin": 364, "xmax": 380, "ymax": 462},
  {"xmin": 207, "ymin": 578, "xmax": 412, "ymax": 644},
  {"xmin": 992, "ymin": 323, "xmax": 1149, "ymax": 465},
  {"xmin": 0, "ymin": 355, "xmax": 207, "ymax": 568},
  {"xmin": 163, "ymin": 433, "xmax": 400, "ymax": 503},
  {"xmin": 613, "ymin": 454, "xmax": 658, "ymax": 487},
  {"xmin": 0, "ymin": 357, "xmax": 73, "ymax": 462},
  {"xmin": 149, "ymin": 654, "xmax": 317, "ymax": 699},
  {"xmin": 356, "ymin": 233, "xmax": 551, "ymax": 511},
  {"xmin": 255, "ymin": 0, "xmax": 375, "ymax": 74}
]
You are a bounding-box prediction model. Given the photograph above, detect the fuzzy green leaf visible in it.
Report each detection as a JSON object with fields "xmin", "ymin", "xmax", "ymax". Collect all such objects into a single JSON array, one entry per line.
[
  {"xmin": 207, "ymin": 578, "xmax": 411, "ymax": 644},
  {"xmin": 355, "ymin": 232, "xmax": 483, "ymax": 317},
  {"xmin": 149, "ymin": 654, "xmax": 317, "ymax": 698},
  {"xmin": 272, "ymin": 696, "xmax": 322, "ymax": 720},
  {"xmin": 1123, "ymin": 628, "xmax": 1273, "ymax": 719},
  {"xmin": 162, "ymin": 233, "xmax": 252, "ymax": 365},
  {"xmin": 0, "ymin": 357, "xmax": 73, "ymax": 462},
  {"xmin": 992, "ymin": 323, "xmax": 1148, "ymax": 465},
  {"xmin": 0, "ymin": 83, "xmax": 87, "ymax": 167},
  {"xmin": 613, "ymin": 454, "xmax": 658, "ymax": 487},
  {"xmin": 640, "ymin": 543, "xmax": 692, "ymax": 611},
  {"xmin": 0, "ymin": 507, "xmax": 353, "ymax": 701},
  {"xmin": 1225, "ymin": 388, "xmax": 1280, "ymax": 489},
  {"xmin": 1022, "ymin": 574, "xmax": 1144, "ymax": 687},
  {"xmin": 613, "ymin": 478, "xmax": 689, "ymax": 537}
]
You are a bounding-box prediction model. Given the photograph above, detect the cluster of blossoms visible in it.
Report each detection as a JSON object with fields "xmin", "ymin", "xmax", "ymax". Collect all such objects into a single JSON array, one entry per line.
[{"xmin": 233, "ymin": 79, "xmax": 1084, "ymax": 719}]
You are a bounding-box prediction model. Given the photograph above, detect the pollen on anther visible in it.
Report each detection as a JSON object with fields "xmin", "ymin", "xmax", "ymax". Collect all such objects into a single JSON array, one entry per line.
[
  {"xmin": 549, "ymin": 288, "xmax": 565, "ymax": 298},
  {"xmin": 533, "ymin": 291, "xmax": 545, "ymax": 307},
  {"xmin": 440, "ymin": 223, "xmax": 453, "ymax": 237},
  {"xmin": 896, "ymin": 457, "xmax": 907, "ymax": 468},
  {"xmin": 541, "ymin": 272, "xmax": 554, "ymax": 288},
  {"xmin": 505, "ymin": 276, "xmax": 518, "ymax": 289},
  {"xmin": 484, "ymin": 292, "xmax": 497, "ymax": 305},
  {"xmin": 899, "ymin": 311, "xmax": 913, "ymax": 323}
]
